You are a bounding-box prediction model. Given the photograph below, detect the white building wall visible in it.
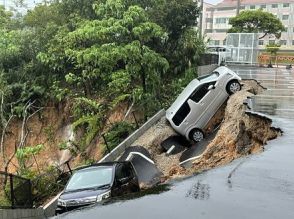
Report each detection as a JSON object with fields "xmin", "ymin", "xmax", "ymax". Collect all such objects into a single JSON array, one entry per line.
[{"xmin": 203, "ymin": 1, "xmax": 294, "ymax": 50}]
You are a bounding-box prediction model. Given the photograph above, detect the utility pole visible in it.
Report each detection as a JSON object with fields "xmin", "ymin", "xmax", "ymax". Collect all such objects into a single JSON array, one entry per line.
[
  {"xmin": 199, "ymin": 0, "xmax": 204, "ymax": 37},
  {"xmin": 236, "ymin": 0, "xmax": 241, "ymax": 15}
]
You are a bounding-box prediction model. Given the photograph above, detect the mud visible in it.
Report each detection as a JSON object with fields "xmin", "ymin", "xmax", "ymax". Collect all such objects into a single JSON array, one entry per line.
[{"xmin": 132, "ymin": 80, "xmax": 281, "ymax": 179}]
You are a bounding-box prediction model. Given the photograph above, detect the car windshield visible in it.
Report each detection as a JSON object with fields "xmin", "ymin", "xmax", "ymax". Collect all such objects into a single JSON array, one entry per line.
[
  {"xmin": 65, "ymin": 166, "xmax": 113, "ymax": 191},
  {"xmin": 197, "ymin": 71, "xmax": 219, "ymax": 82}
]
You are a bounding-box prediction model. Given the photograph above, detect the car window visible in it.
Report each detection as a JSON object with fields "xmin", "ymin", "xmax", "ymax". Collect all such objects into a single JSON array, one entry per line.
[
  {"xmin": 125, "ymin": 163, "xmax": 134, "ymax": 178},
  {"xmin": 197, "ymin": 71, "xmax": 219, "ymax": 82},
  {"xmin": 65, "ymin": 166, "xmax": 113, "ymax": 191},
  {"xmin": 190, "ymin": 82, "xmax": 216, "ymax": 103},
  {"xmin": 172, "ymin": 101, "xmax": 191, "ymax": 126},
  {"xmin": 115, "ymin": 163, "xmax": 132, "ymax": 180}
]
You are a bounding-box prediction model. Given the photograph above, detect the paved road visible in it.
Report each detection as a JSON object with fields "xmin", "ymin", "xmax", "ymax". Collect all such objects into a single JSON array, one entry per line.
[{"xmin": 56, "ymin": 67, "xmax": 294, "ymax": 219}]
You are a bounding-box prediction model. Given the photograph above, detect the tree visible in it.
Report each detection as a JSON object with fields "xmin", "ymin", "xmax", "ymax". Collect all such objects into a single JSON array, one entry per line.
[
  {"xmin": 228, "ymin": 9, "xmax": 285, "ymax": 39},
  {"xmin": 266, "ymin": 42, "xmax": 280, "ymax": 67},
  {"xmin": 40, "ymin": 0, "xmax": 169, "ymax": 116}
]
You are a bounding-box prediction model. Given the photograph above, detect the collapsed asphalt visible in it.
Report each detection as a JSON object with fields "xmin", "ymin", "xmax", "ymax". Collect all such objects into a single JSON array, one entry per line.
[{"xmin": 55, "ymin": 67, "xmax": 294, "ymax": 219}]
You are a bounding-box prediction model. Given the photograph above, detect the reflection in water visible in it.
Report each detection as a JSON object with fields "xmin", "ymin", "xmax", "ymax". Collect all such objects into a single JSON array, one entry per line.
[{"xmin": 186, "ymin": 181, "xmax": 210, "ymax": 200}]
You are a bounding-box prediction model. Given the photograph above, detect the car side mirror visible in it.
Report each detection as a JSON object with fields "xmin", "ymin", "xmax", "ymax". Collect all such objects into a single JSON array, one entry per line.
[{"xmin": 208, "ymin": 85, "xmax": 215, "ymax": 90}]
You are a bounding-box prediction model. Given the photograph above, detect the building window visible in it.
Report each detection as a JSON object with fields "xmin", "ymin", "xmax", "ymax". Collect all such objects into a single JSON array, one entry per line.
[
  {"xmin": 282, "ymin": 15, "xmax": 289, "ymax": 20},
  {"xmin": 283, "ymin": 3, "xmax": 290, "ymax": 7},
  {"xmin": 240, "ymin": 6, "xmax": 245, "ymax": 10},
  {"xmin": 260, "ymin": 5, "xmax": 266, "ymax": 9},
  {"xmin": 205, "ymin": 29, "xmax": 213, "ymax": 33},
  {"xmin": 284, "ymin": 27, "xmax": 288, "ymax": 32},
  {"xmin": 272, "ymin": 4, "xmax": 278, "ymax": 8},
  {"xmin": 269, "ymin": 40, "xmax": 275, "ymax": 44},
  {"xmin": 292, "ymin": 40, "xmax": 294, "ymax": 45},
  {"xmin": 250, "ymin": 5, "xmax": 255, "ymax": 9},
  {"xmin": 214, "ymin": 40, "xmax": 220, "ymax": 46},
  {"xmin": 280, "ymin": 40, "xmax": 287, "ymax": 45},
  {"xmin": 206, "ymin": 18, "xmax": 213, "ymax": 23},
  {"xmin": 259, "ymin": 40, "xmax": 264, "ymax": 45},
  {"xmin": 215, "ymin": 18, "xmax": 228, "ymax": 24}
]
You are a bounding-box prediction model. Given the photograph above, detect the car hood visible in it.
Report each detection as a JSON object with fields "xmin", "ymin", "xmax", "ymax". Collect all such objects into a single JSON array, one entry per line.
[
  {"xmin": 166, "ymin": 79, "xmax": 200, "ymax": 119},
  {"xmin": 59, "ymin": 188, "xmax": 110, "ymax": 200}
]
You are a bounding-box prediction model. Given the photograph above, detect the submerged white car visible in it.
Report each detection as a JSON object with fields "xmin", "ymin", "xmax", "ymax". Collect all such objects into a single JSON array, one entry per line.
[{"xmin": 166, "ymin": 66, "xmax": 242, "ymax": 142}]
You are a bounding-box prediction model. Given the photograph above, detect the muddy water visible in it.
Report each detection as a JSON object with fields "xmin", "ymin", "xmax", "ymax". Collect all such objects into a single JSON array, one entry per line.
[{"xmin": 56, "ymin": 67, "xmax": 294, "ymax": 219}]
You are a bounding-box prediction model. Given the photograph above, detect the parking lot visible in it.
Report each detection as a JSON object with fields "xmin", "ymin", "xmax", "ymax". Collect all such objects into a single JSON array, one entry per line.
[{"xmin": 56, "ymin": 66, "xmax": 294, "ymax": 219}]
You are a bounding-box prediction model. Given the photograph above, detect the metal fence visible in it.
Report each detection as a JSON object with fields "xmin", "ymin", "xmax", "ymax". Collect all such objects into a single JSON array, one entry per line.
[
  {"xmin": 0, "ymin": 171, "xmax": 32, "ymax": 209},
  {"xmin": 0, "ymin": 159, "xmax": 73, "ymax": 209},
  {"xmin": 225, "ymin": 33, "xmax": 259, "ymax": 64}
]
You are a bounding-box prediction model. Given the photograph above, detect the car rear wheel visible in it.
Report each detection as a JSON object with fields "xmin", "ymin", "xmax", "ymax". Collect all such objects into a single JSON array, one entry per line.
[
  {"xmin": 189, "ymin": 129, "xmax": 204, "ymax": 142},
  {"xmin": 226, "ymin": 80, "xmax": 241, "ymax": 95}
]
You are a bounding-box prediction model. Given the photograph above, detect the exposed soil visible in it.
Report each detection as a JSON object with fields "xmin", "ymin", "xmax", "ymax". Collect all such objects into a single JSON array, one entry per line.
[
  {"xmin": 132, "ymin": 80, "xmax": 282, "ymax": 180},
  {"xmin": 0, "ymin": 101, "xmax": 136, "ymax": 173},
  {"xmin": 190, "ymin": 81, "xmax": 280, "ymax": 173}
]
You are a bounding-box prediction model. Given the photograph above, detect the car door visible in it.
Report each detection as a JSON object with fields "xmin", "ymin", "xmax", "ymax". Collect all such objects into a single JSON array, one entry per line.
[
  {"xmin": 113, "ymin": 163, "xmax": 133, "ymax": 196},
  {"xmin": 125, "ymin": 162, "xmax": 139, "ymax": 192},
  {"xmin": 187, "ymin": 81, "xmax": 219, "ymax": 128}
]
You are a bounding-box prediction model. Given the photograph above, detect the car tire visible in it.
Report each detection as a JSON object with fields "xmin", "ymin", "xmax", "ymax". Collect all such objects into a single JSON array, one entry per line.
[
  {"xmin": 189, "ymin": 129, "xmax": 204, "ymax": 142},
  {"xmin": 226, "ymin": 80, "xmax": 241, "ymax": 95}
]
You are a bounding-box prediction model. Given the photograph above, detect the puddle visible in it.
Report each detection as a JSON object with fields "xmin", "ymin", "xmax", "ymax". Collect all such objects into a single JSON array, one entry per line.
[{"xmin": 186, "ymin": 181, "xmax": 210, "ymax": 200}]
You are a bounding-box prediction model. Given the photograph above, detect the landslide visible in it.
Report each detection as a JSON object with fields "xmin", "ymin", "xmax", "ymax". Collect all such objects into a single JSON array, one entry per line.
[{"xmin": 133, "ymin": 80, "xmax": 281, "ymax": 178}]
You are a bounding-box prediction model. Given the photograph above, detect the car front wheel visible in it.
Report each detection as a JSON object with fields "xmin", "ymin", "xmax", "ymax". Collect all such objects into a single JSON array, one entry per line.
[
  {"xmin": 189, "ymin": 129, "xmax": 204, "ymax": 142},
  {"xmin": 226, "ymin": 80, "xmax": 241, "ymax": 95}
]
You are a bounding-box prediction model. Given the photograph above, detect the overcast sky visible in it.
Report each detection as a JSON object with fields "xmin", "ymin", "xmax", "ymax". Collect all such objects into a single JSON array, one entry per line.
[
  {"xmin": 205, "ymin": 0, "xmax": 223, "ymax": 5},
  {"xmin": 2, "ymin": 0, "xmax": 223, "ymax": 10}
]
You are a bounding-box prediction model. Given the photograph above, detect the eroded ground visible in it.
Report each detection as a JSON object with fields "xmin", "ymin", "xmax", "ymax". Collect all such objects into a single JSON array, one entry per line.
[{"xmin": 132, "ymin": 80, "xmax": 281, "ymax": 180}]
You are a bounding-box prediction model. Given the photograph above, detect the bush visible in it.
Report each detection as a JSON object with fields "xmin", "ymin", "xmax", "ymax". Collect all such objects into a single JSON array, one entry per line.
[{"xmin": 105, "ymin": 121, "xmax": 136, "ymax": 151}]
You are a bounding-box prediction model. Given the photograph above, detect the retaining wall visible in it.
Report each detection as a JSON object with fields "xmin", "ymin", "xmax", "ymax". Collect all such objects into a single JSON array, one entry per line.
[
  {"xmin": 99, "ymin": 109, "xmax": 166, "ymax": 162},
  {"xmin": 0, "ymin": 208, "xmax": 44, "ymax": 219}
]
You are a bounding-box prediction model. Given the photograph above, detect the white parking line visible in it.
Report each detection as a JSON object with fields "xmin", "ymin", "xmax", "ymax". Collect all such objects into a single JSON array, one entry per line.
[
  {"xmin": 126, "ymin": 152, "xmax": 155, "ymax": 164},
  {"xmin": 179, "ymin": 155, "xmax": 202, "ymax": 166}
]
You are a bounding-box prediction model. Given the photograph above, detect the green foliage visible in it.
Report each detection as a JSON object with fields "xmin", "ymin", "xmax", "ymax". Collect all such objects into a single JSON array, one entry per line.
[
  {"xmin": 0, "ymin": 0, "xmax": 205, "ymax": 173},
  {"xmin": 229, "ymin": 10, "xmax": 285, "ymax": 39},
  {"xmin": 105, "ymin": 121, "xmax": 136, "ymax": 150},
  {"xmin": 58, "ymin": 141, "xmax": 69, "ymax": 151},
  {"xmin": 72, "ymin": 97, "xmax": 107, "ymax": 149},
  {"xmin": 43, "ymin": 125, "xmax": 55, "ymax": 143},
  {"xmin": 266, "ymin": 43, "xmax": 281, "ymax": 55},
  {"xmin": 16, "ymin": 144, "xmax": 44, "ymax": 170},
  {"xmin": 31, "ymin": 165, "xmax": 69, "ymax": 205},
  {"xmin": 0, "ymin": 5, "xmax": 13, "ymax": 29}
]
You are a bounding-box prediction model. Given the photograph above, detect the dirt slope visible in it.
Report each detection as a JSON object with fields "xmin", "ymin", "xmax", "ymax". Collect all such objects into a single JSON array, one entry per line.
[{"xmin": 132, "ymin": 80, "xmax": 281, "ymax": 179}]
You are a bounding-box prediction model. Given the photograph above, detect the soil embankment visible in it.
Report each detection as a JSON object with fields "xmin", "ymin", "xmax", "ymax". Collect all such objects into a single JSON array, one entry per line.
[{"xmin": 132, "ymin": 80, "xmax": 281, "ymax": 179}]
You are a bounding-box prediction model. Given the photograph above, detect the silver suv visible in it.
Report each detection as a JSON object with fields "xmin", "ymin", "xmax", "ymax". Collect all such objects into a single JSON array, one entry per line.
[{"xmin": 166, "ymin": 66, "xmax": 241, "ymax": 142}]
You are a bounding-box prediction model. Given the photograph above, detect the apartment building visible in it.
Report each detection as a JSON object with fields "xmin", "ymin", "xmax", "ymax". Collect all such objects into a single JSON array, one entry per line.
[{"xmin": 203, "ymin": 0, "xmax": 294, "ymax": 50}]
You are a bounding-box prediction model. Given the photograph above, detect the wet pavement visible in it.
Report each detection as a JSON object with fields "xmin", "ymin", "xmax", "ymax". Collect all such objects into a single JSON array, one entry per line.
[{"xmin": 55, "ymin": 67, "xmax": 294, "ymax": 219}]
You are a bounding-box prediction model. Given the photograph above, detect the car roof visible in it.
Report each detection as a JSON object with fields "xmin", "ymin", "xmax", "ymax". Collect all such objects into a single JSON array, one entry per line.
[
  {"xmin": 74, "ymin": 161, "xmax": 129, "ymax": 172},
  {"xmin": 166, "ymin": 66, "xmax": 233, "ymax": 116}
]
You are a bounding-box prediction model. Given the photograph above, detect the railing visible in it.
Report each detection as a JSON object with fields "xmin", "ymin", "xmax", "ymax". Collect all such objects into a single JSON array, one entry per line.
[
  {"xmin": 0, "ymin": 159, "xmax": 73, "ymax": 209},
  {"xmin": 31, "ymin": 159, "xmax": 73, "ymax": 207},
  {"xmin": 0, "ymin": 171, "xmax": 32, "ymax": 209}
]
